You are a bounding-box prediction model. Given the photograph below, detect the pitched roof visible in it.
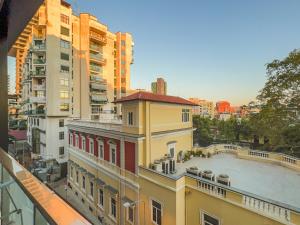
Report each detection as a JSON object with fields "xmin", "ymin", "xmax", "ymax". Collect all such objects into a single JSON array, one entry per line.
[
  {"xmin": 114, "ymin": 91, "xmax": 197, "ymax": 106},
  {"xmin": 8, "ymin": 130, "xmax": 27, "ymax": 141}
]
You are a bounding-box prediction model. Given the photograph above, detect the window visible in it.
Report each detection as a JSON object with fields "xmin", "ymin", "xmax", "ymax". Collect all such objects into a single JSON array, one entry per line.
[
  {"xmin": 121, "ymin": 40, "xmax": 126, "ymax": 46},
  {"xmin": 70, "ymin": 133, "xmax": 73, "ymax": 146},
  {"xmin": 59, "ymin": 147, "xmax": 64, "ymax": 155},
  {"xmin": 182, "ymin": 109, "xmax": 190, "ymax": 122},
  {"xmin": 98, "ymin": 140, "xmax": 104, "ymax": 159},
  {"xmin": 90, "ymin": 139, "xmax": 94, "ymax": 155},
  {"xmin": 201, "ymin": 212, "xmax": 220, "ymax": 225},
  {"xmin": 82, "ymin": 175, "xmax": 86, "ymax": 190},
  {"xmin": 110, "ymin": 145, "xmax": 116, "ymax": 165},
  {"xmin": 75, "ymin": 135, "xmax": 79, "ymax": 147},
  {"xmin": 60, "ymin": 78, "xmax": 69, "ymax": 87},
  {"xmin": 61, "ymin": 26, "xmax": 69, "ymax": 36},
  {"xmin": 60, "ymin": 14, "xmax": 69, "ymax": 24},
  {"xmin": 61, "ymin": 52, "xmax": 69, "ymax": 61},
  {"xmin": 82, "ymin": 137, "xmax": 86, "ymax": 151},
  {"xmin": 128, "ymin": 112, "xmax": 133, "ymax": 126},
  {"xmin": 60, "ymin": 39, "xmax": 70, "ymax": 49},
  {"xmin": 60, "ymin": 90, "xmax": 69, "ymax": 99},
  {"xmin": 127, "ymin": 206, "xmax": 134, "ymax": 223},
  {"xmin": 59, "ymin": 119, "xmax": 64, "ymax": 127},
  {"xmin": 76, "ymin": 171, "xmax": 79, "ymax": 183},
  {"xmin": 110, "ymin": 197, "xmax": 116, "ymax": 218},
  {"xmin": 59, "ymin": 131, "xmax": 64, "ymax": 140},
  {"xmin": 70, "ymin": 166, "xmax": 73, "ymax": 179},
  {"xmin": 121, "ymin": 60, "xmax": 125, "ymax": 65},
  {"xmin": 90, "ymin": 181, "xmax": 94, "ymax": 197},
  {"xmin": 98, "ymin": 189, "xmax": 104, "ymax": 208},
  {"xmin": 60, "ymin": 65, "xmax": 69, "ymax": 73},
  {"xmin": 60, "ymin": 103, "xmax": 69, "ymax": 111},
  {"xmin": 152, "ymin": 200, "xmax": 162, "ymax": 225},
  {"xmin": 121, "ymin": 50, "xmax": 126, "ymax": 56}
]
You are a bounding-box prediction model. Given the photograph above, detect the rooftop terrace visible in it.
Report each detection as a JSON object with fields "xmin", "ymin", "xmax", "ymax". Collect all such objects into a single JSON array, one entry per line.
[{"xmin": 176, "ymin": 153, "xmax": 300, "ymax": 208}]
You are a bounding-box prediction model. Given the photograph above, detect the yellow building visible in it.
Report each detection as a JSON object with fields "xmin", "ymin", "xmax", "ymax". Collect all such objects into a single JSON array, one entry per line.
[
  {"xmin": 188, "ymin": 98, "xmax": 214, "ymax": 118},
  {"xmin": 67, "ymin": 91, "xmax": 300, "ymax": 225}
]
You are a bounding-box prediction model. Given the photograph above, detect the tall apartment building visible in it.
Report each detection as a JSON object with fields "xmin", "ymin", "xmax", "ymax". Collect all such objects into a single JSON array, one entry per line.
[
  {"xmin": 14, "ymin": 0, "xmax": 134, "ymax": 171},
  {"xmin": 189, "ymin": 98, "xmax": 214, "ymax": 118},
  {"xmin": 151, "ymin": 77, "xmax": 167, "ymax": 95}
]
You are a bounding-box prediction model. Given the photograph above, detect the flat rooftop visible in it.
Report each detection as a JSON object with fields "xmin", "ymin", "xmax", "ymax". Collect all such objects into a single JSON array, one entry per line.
[{"xmin": 176, "ymin": 153, "xmax": 300, "ymax": 208}]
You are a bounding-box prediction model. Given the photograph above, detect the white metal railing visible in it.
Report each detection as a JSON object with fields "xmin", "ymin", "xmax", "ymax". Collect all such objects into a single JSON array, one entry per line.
[
  {"xmin": 32, "ymin": 84, "xmax": 46, "ymax": 90},
  {"xmin": 30, "ymin": 96, "xmax": 46, "ymax": 103},
  {"xmin": 243, "ymin": 196, "xmax": 291, "ymax": 222}
]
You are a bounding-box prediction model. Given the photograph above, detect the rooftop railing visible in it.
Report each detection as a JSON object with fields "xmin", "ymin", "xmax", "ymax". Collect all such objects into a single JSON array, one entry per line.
[{"xmin": 0, "ymin": 147, "xmax": 92, "ymax": 225}]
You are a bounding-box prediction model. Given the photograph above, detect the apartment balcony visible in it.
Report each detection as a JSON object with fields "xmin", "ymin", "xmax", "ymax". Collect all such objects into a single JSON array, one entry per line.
[
  {"xmin": 90, "ymin": 83, "xmax": 107, "ymax": 92},
  {"xmin": 32, "ymin": 44, "xmax": 46, "ymax": 51},
  {"xmin": 30, "ymin": 70, "xmax": 46, "ymax": 77},
  {"xmin": 89, "ymin": 43, "xmax": 101, "ymax": 52},
  {"xmin": 90, "ymin": 53, "xmax": 106, "ymax": 66},
  {"xmin": 89, "ymin": 64, "xmax": 102, "ymax": 73},
  {"xmin": 90, "ymin": 94, "xmax": 108, "ymax": 105},
  {"xmin": 24, "ymin": 109, "xmax": 46, "ymax": 115},
  {"xmin": 30, "ymin": 96, "xmax": 46, "ymax": 104},
  {"xmin": 33, "ymin": 58, "xmax": 46, "ymax": 65},
  {"xmin": 0, "ymin": 147, "xmax": 92, "ymax": 225},
  {"xmin": 32, "ymin": 84, "xmax": 46, "ymax": 91},
  {"xmin": 89, "ymin": 31, "xmax": 107, "ymax": 45}
]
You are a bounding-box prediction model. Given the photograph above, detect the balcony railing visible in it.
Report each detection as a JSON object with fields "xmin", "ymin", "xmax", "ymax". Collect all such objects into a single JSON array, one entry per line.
[
  {"xmin": 90, "ymin": 44, "xmax": 101, "ymax": 52},
  {"xmin": 30, "ymin": 96, "xmax": 46, "ymax": 104},
  {"xmin": 31, "ymin": 70, "xmax": 46, "ymax": 77},
  {"xmin": 32, "ymin": 44, "xmax": 46, "ymax": 50},
  {"xmin": 0, "ymin": 147, "xmax": 92, "ymax": 225},
  {"xmin": 32, "ymin": 84, "xmax": 46, "ymax": 90},
  {"xmin": 89, "ymin": 31, "xmax": 107, "ymax": 44},
  {"xmin": 24, "ymin": 109, "xmax": 46, "ymax": 115},
  {"xmin": 33, "ymin": 58, "xmax": 46, "ymax": 64},
  {"xmin": 89, "ymin": 64, "xmax": 102, "ymax": 73},
  {"xmin": 90, "ymin": 53, "xmax": 106, "ymax": 65}
]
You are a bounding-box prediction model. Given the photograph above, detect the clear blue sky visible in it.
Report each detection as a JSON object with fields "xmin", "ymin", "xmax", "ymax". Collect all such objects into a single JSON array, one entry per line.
[{"xmin": 9, "ymin": 0, "xmax": 300, "ymax": 105}]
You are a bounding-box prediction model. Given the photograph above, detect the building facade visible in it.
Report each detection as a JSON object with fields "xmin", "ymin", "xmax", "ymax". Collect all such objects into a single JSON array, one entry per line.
[
  {"xmin": 67, "ymin": 91, "xmax": 300, "ymax": 225},
  {"xmin": 151, "ymin": 77, "xmax": 167, "ymax": 95},
  {"xmin": 189, "ymin": 98, "xmax": 214, "ymax": 118},
  {"xmin": 13, "ymin": 0, "xmax": 134, "ymax": 169}
]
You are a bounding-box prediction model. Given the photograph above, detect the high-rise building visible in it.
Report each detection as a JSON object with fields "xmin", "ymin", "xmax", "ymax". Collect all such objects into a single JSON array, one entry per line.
[
  {"xmin": 13, "ymin": 0, "xmax": 134, "ymax": 170},
  {"xmin": 151, "ymin": 77, "xmax": 167, "ymax": 95},
  {"xmin": 189, "ymin": 98, "xmax": 214, "ymax": 118}
]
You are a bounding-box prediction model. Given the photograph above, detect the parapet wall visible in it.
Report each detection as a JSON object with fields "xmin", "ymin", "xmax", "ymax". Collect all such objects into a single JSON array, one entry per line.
[{"xmin": 194, "ymin": 144, "xmax": 300, "ymax": 172}]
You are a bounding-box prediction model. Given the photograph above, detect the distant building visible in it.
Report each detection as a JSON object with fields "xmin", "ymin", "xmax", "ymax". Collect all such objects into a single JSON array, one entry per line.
[
  {"xmin": 188, "ymin": 98, "xmax": 214, "ymax": 118},
  {"xmin": 8, "ymin": 94, "xmax": 21, "ymax": 120},
  {"xmin": 151, "ymin": 77, "xmax": 167, "ymax": 95},
  {"xmin": 216, "ymin": 101, "xmax": 231, "ymax": 114}
]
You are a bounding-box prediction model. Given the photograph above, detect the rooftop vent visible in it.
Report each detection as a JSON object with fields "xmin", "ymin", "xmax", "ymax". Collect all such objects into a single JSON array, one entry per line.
[{"xmin": 216, "ymin": 174, "xmax": 231, "ymax": 186}]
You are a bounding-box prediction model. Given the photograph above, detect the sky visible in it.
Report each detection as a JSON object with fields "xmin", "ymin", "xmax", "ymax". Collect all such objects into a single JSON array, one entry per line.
[{"xmin": 8, "ymin": 0, "xmax": 300, "ymax": 105}]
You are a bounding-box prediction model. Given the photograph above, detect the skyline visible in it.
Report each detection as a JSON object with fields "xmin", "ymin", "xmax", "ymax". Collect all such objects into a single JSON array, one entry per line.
[{"xmin": 8, "ymin": 0, "xmax": 300, "ymax": 105}]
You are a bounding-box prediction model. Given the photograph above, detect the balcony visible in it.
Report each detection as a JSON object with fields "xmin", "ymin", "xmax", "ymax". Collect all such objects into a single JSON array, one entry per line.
[
  {"xmin": 32, "ymin": 44, "xmax": 46, "ymax": 51},
  {"xmin": 90, "ymin": 94, "xmax": 107, "ymax": 105},
  {"xmin": 24, "ymin": 109, "xmax": 46, "ymax": 115},
  {"xmin": 0, "ymin": 147, "xmax": 92, "ymax": 225},
  {"xmin": 89, "ymin": 43, "xmax": 101, "ymax": 52},
  {"xmin": 31, "ymin": 70, "xmax": 46, "ymax": 77},
  {"xmin": 89, "ymin": 53, "xmax": 106, "ymax": 65},
  {"xmin": 89, "ymin": 64, "xmax": 102, "ymax": 73},
  {"xmin": 90, "ymin": 83, "xmax": 107, "ymax": 92},
  {"xmin": 32, "ymin": 84, "xmax": 46, "ymax": 90},
  {"xmin": 30, "ymin": 96, "xmax": 46, "ymax": 104},
  {"xmin": 33, "ymin": 58, "xmax": 46, "ymax": 65},
  {"xmin": 89, "ymin": 31, "xmax": 107, "ymax": 45}
]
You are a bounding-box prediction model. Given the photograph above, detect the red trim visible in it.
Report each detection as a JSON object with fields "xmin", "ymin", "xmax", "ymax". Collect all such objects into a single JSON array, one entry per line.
[
  {"xmin": 125, "ymin": 141, "xmax": 136, "ymax": 174},
  {"xmin": 79, "ymin": 134, "xmax": 82, "ymax": 149}
]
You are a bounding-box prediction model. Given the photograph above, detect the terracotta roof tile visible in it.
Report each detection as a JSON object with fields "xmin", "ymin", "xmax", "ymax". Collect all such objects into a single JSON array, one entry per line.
[{"xmin": 114, "ymin": 91, "xmax": 197, "ymax": 106}]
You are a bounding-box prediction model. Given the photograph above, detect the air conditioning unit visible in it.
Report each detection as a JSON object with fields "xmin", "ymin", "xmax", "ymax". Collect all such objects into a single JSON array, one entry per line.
[
  {"xmin": 200, "ymin": 170, "xmax": 215, "ymax": 181},
  {"xmin": 162, "ymin": 160, "xmax": 170, "ymax": 174},
  {"xmin": 153, "ymin": 159, "xmax": 163, "ymax": 173},
  {"xmin": 186, "ymin": 166, "xmax": 199, "ymax": 176},
  {"xmin": 169, "ymin": 159, "xmax": 176, "ymax": 174},
  {"xmin": 216, "ymin": 174, "xmax": 231, "ymax": 186}
]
